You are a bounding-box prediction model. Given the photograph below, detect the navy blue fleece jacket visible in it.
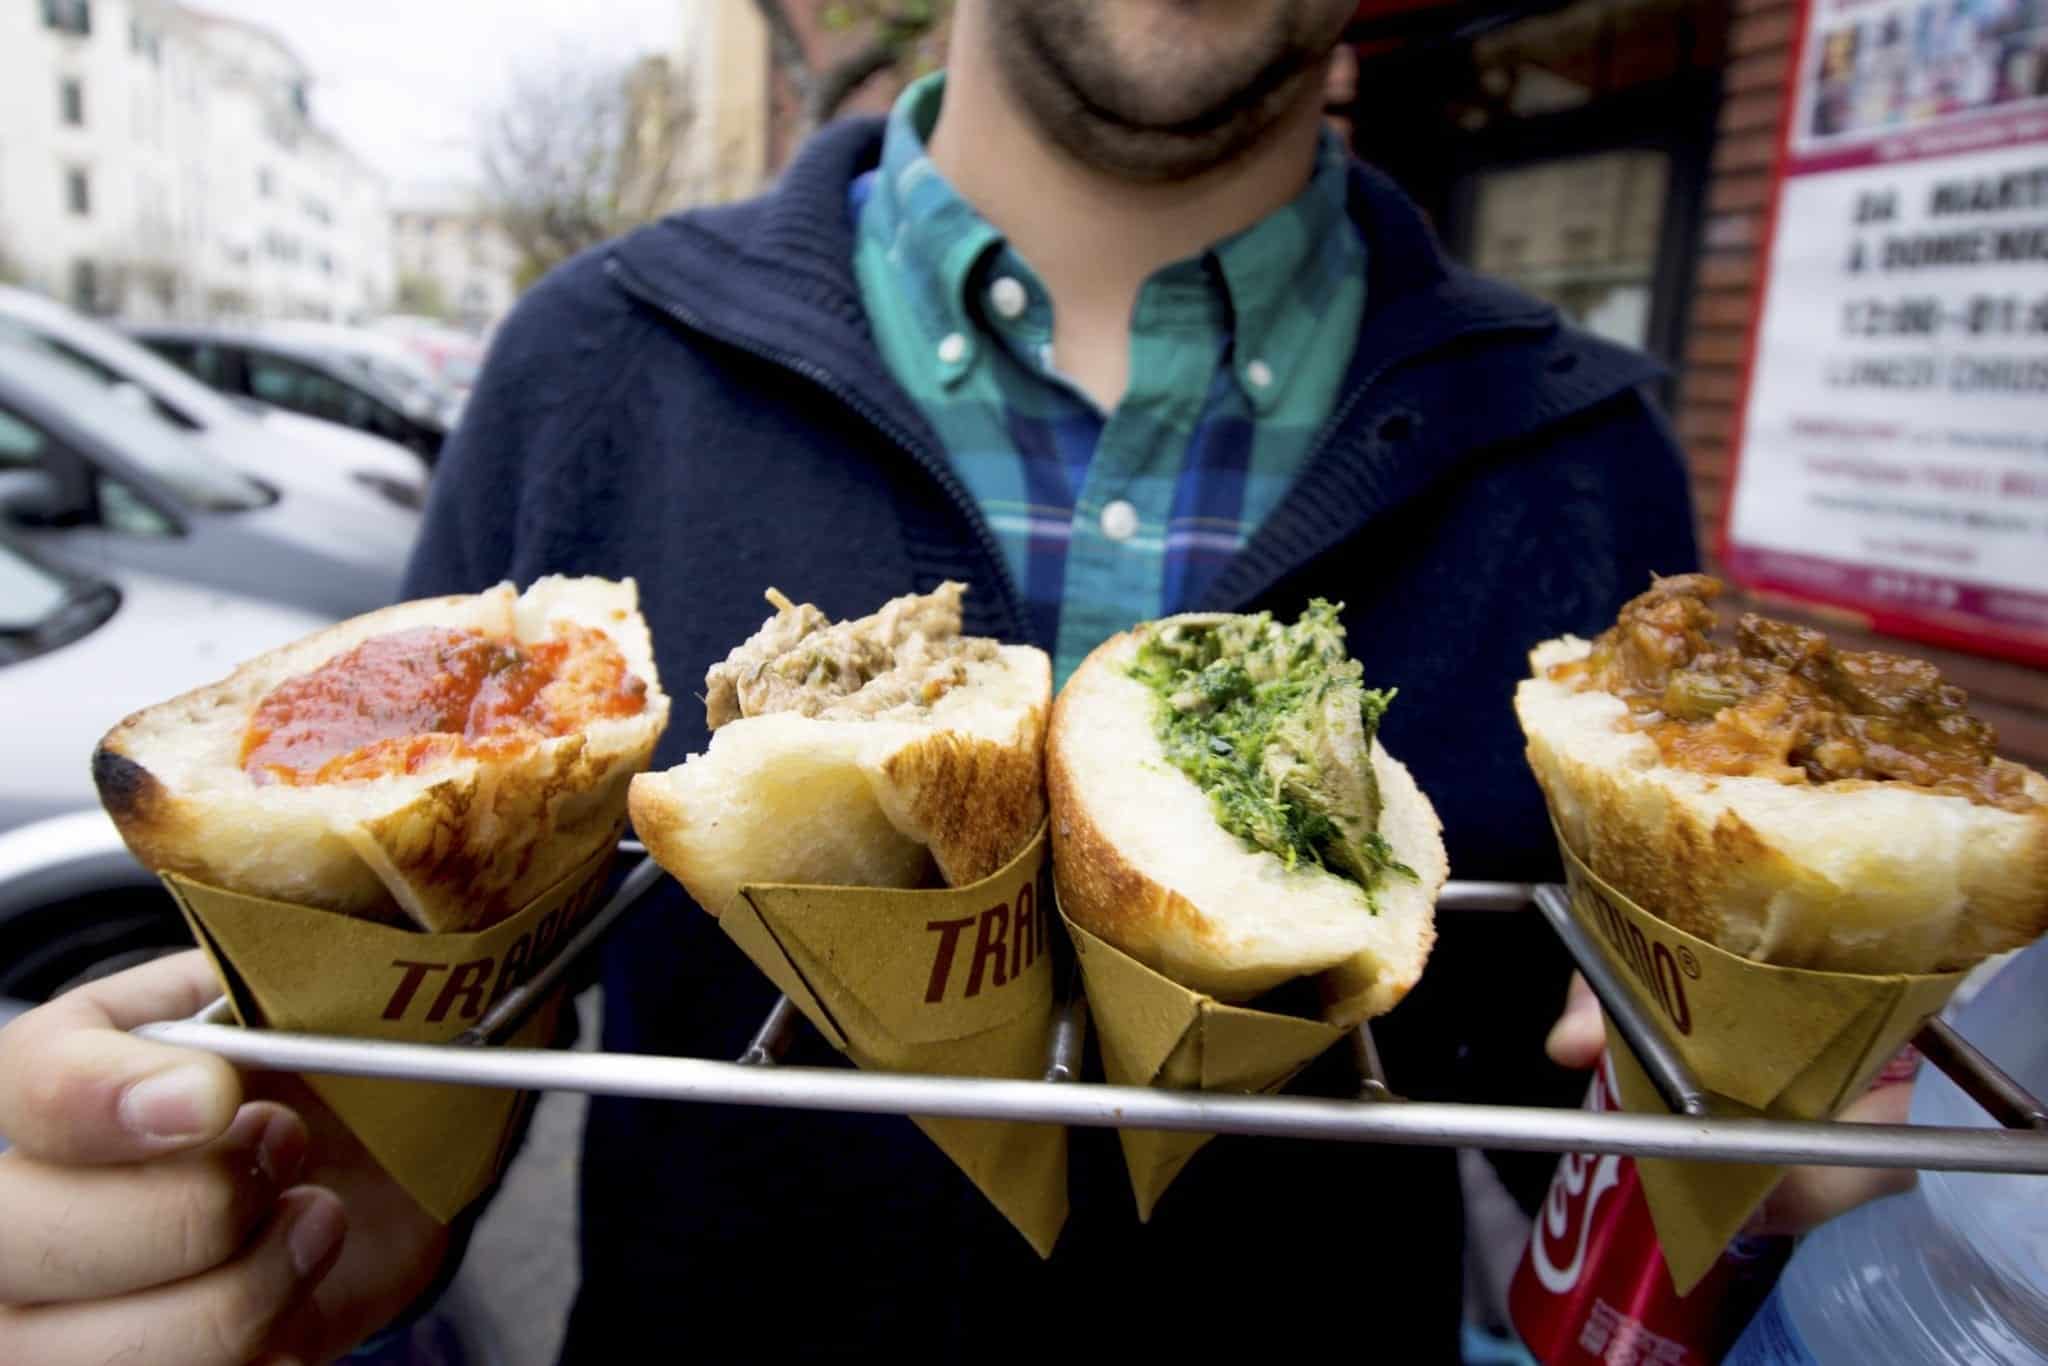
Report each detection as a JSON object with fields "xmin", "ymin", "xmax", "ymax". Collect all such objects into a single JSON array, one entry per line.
[{"xmin": 403, "ymin": 118, "xmax": 1697, "ymax": 1363}]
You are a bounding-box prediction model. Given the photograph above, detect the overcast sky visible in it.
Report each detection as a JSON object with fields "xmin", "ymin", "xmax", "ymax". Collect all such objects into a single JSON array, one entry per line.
[{"xmin": 194, "ymin": 0, "xmax": 685, "ymax": 201}]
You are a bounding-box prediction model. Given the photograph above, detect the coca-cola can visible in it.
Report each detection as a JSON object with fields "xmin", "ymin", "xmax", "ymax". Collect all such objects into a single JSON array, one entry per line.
[{"xmin": 1507, "ymin": 1054, "xmax": 1789, "ymax": 1366}]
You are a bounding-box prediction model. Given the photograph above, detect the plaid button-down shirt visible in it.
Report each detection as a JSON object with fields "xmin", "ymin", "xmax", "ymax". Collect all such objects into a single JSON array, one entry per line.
[{"xmin": 852, "ymin": 75, "xmax": 1367, "ymax": 682}]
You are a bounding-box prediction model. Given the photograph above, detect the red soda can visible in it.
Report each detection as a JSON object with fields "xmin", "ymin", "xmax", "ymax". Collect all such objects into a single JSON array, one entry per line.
[{"xmin": 1507, "ymin": 1053, "xmax": 1789, "ymax": 1366}]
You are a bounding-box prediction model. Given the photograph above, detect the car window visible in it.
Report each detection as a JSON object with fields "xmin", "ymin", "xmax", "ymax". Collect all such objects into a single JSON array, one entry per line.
[
  {"xmin": 0, "ymin": 540, "xmax": 71, "ymax": 632},
  {"xmin": 147, "ymin": 338, "xmax": 195, "ymax": 367},
  {"xmin": 0, "ymin": 403, "xmax": 94, "ymax": 527},
  {"xmin": 190, "ymin": 343, "xmax": 231, "ymax": 388},
  {"xmin": 0, "ymin": 319, "xmax": 117, "ymax": 384},
  {"xmin": 0, "ymin": 322, "xmax": 205, "ymax": 431},
  {"xmin": 321, "ymin": 350, "xmax": 444, "ymax": 424},
  {"xmin": 0, "ymin": 398, "xmax": 186, "ymax": 534},
  {"xmin": 99, "ymin": 478, "xmax": 177, "ymax": 536},
  {"xmin": 0, "ymin": 372, "xmax": 266, "ymax": 515},
  {"xmin": 82, "ymin": 398, "xmax": 266, "ymax": 514},
  {"xmin": 0, "ymin": 409, "xmax": 46, "ymax": 467},
  {"xmin": 247, "ymin": 350, "xmax": 366, "ymax": 425},
  {"xmin": 141, "ymin": 337, "xmax": 232, "ymax": 391}
]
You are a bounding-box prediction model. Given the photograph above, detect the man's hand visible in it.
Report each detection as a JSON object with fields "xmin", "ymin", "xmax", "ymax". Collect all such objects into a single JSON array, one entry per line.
[
  {"xmin": 1545, "ymin": 973, "xmax": 1914, "ymax": 1236},
  {"xmin": 0, "ymin": 951, "xmax": 452, "ymax": 1365}
]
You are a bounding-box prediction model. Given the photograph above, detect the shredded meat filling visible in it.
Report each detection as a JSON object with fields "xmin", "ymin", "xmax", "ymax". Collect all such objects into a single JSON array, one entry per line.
[
  {"xmin": 704, "ymin": 582, "xmax": 998, "ymax": 729},
  {"xmin": 1550, "ymin": 574, "xmax": 2033, "ymax": 812}
]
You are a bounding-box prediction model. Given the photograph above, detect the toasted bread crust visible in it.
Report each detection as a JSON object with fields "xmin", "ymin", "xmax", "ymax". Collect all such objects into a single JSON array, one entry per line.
[
  {"xmin": 629, "ymin": 645, "xmax": 1051, "ymax": 914},
  {"xmin": 1048, "ymin": 625, "xmax": 1445, "ymax": 1018},
  {"xmin": 878, "ymin": 720, "xmax": 1048, "ymax": 888},
  {"xmin": 1518, "ymin": 636, "xmax": 2048, "ymax": 974},
  {"xmin": 93, "ymin": 579, "xmax": 669, "ymax": 933}
]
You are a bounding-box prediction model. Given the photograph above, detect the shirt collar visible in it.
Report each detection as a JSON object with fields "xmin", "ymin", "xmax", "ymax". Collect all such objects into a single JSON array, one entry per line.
[
  {"xmin": 1209, "ymin": 131, "xmax": 1361, "ymax": 410},
  {"xmin": 862, "ymin": 71, "xmax": 1364, "ymax": 407},
  {"xmin": 864, "ymin": 74, "xmax": 1002, "ymax": 385}
]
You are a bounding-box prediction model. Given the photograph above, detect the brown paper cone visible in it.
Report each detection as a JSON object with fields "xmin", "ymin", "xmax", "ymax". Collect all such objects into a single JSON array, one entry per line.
[
  {"xmin": 1060, "ymin": 905, "xmax": 1347, "ymax": 1221},
  {"xmin": 1555, "ymin": 830, "xmax": 1966, "ymax": 1292},
  {"xmin": 718, "ymin": 824, "xmax": 1068, "ymax": 1257},
  {"xmin": 163, "ymin": 834, "xmax": 619, "ymax": 1225}
]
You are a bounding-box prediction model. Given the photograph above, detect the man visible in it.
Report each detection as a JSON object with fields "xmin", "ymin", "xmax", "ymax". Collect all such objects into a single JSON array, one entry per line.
[{"xmin": 0, "ymin": 3, "xmax": 1913, "ymax": 1362}]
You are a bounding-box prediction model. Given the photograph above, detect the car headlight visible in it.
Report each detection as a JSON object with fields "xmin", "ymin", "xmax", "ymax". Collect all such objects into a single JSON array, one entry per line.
[{"xmin": 352, "ymin": 471, "xmax": 426, "ymax": 511}]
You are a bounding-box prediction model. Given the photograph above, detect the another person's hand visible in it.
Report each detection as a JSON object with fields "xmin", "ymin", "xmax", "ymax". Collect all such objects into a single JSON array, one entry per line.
[
  {"xmin": 1544, "ymin": 972, "xmax": 1914, "ymax": 1236},
  {"xmin": 0, "ymin": 951, "xmax": 451, "ymax": 1364}
]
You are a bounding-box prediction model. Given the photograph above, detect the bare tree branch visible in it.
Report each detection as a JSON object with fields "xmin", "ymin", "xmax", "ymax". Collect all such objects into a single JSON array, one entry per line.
[{"xmin": 480, "ymin": 55, "xmax": 702, "ymax": 287}]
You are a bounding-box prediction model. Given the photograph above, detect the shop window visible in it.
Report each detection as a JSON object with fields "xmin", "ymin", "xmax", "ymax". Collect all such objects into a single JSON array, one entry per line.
[
  {"xmin": 1457, "ymin": 0, "xmax": 1710, "ymax": 130},
  {"xmin": 1468, "ymin": 150, "xmax": 1672, "ymax": 350}
]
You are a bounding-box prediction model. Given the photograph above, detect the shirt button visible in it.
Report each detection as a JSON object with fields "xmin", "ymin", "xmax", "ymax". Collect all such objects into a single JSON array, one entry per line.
[
  {"xmin": 937, "ymin": 332, "xmax": 968, "ymax": 366},
  {"xmin": 988, "ymin": 276, "xmax": 1028, "ymax": 320},
  {"xmin": 1245, "ymin": 359, "xmax": 1275, "ymax": 390},
  {"xmin": 1100, "ymin": 500, "xmax": 1139, "ymax": 542}
]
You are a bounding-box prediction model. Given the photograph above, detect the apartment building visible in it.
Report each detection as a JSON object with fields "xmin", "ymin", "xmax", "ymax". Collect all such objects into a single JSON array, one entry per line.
[{"xmin": 0, "ymin": 0, "xmax": 391, "ymax": 320}]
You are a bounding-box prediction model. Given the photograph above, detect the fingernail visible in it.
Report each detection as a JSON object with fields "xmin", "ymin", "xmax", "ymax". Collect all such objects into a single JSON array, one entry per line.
[
  {"xmin": 119, "ymin": 1065, "xmax": 217, "ymax": 1140},
  {"xmin": 285, "ymin": 1195, "xmax": 345, "ymax": 1278},
  {"xmin": 256, "ymin": 1112, "xmax": 306, "ymax": 1187}
]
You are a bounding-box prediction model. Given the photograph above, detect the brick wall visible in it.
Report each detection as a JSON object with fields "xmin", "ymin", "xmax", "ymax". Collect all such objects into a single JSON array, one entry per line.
[
  {"xmin": 1677, "ymin": 0, "xmax": 2048, "ymax": 765},
  {"xmin": 1681, "ymin": 0, "xmax": 1794, "ymax": 565}
]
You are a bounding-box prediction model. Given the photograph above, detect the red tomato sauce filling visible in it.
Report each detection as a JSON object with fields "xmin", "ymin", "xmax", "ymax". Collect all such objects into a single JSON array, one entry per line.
[{"xmin": 242, "ymin": 625, "xmax": 648, "ymax": 785}]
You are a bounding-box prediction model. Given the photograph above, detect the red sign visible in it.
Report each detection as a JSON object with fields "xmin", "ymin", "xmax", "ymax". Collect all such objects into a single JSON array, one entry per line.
[{"xmin": 1723, "ymin": 0, "xmax": 2048, "ymax": 669}]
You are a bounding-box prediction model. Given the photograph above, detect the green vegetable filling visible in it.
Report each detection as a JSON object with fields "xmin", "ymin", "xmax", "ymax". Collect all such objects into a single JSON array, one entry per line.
[{"xmin": 1130, "ymin": 601, "xmax": 1415, "ymax": 907}]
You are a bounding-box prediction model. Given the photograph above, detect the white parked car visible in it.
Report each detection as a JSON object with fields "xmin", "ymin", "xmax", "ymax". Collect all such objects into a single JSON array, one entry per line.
[
  {"xmin": 257, "ymin": 318, "xmax": 465, "ymax": 428},
  {"xmin": 0, "ymin": 286, "xmax": 431, "ymax": 507},
  {"xmin": 0, "ymin": 531, "xmax": 327, "ymax": 1000},
  {"xmin": 0, "ymin": 343, "xmax": 413, "ymax": 617},
  {"xmin": 127, "ymin": 322, "xmax": 452, "ymax": 465},
  {"xmin": 0, "ymin": 532, "xmax": 327, "ymax": 829}
]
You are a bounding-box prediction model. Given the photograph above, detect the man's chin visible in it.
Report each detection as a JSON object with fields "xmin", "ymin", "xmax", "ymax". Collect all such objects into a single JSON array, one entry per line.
[
  {"xmin": 989, "ymin": 0, "xmax": 1341, "ymax": 180},
  {"xmin": 1040, "ymin": 111, "xmax": 1288, "ymax": 183}
]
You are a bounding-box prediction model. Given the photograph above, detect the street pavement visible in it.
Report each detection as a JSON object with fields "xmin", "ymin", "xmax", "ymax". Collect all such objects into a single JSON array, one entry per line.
[{"xmin": 449, "ymin": 988, "xmax": 599, "ymax": 1365}]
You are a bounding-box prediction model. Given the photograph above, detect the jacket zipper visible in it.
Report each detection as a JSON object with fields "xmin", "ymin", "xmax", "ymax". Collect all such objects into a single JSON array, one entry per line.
[{"xmin": 603, "ymin": 256, "xmax": 1029, "ymax": 640}]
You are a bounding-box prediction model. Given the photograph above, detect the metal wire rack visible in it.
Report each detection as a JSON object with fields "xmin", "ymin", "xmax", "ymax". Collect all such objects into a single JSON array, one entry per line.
[{"xmin": 137, "ymin": 841, "xmax": 2048, "ymax": 1175}]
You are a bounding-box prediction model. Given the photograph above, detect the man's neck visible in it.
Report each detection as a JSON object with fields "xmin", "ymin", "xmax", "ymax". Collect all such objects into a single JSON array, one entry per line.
[{"xmin": 925, "ymin": 18, "xmax": 1325, "ymax": 411}]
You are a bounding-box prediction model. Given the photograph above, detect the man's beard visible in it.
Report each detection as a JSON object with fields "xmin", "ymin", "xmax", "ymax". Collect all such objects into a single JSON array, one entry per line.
[{"xmin": 983, "ymin": 0, "xmax": 1345, "ymax": 182}]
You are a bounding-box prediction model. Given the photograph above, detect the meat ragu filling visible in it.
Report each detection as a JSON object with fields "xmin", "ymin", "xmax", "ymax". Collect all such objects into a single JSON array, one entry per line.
[
  {"xmin": 1549, "ymin": 574, "xmax": 2033, "ymax": 812},
  {"xmin": 242, "ymin": 624, "xmax": 649, "ymax": 786},
  {"xmin": 703, "ymin": 581, "xmax": 997, "ymax": 729}
]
